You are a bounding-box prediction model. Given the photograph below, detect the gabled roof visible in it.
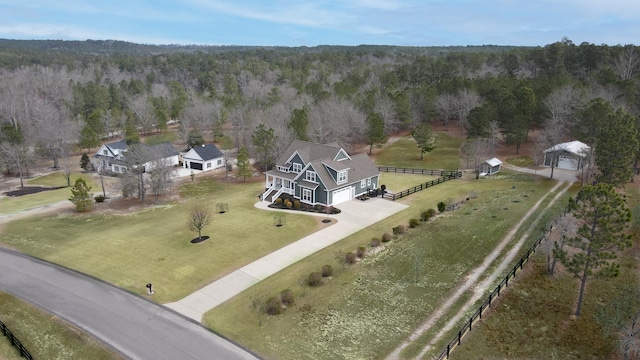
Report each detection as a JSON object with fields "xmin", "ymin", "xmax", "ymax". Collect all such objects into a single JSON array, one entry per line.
[
  {"xmin": 186, "ymin": 144, "xmax": 223, "ymax": 161},
  {"xmin": 544, "ymin": 140, "xmax": 590, "ymax": 156},
  {"xmin": 278, "ymin": 140, "xmax": 342, "ymax": 167},
  {"xmin": 484, "ymin": 157, "xmax": 503, "ymax": 167},
  {"xmin": 95, "ymin": 140, "xmax": 178, "ymax": 160},
  {"xmin": 151, "ymin": 142, "xmax": 180, "ymax": 157}
]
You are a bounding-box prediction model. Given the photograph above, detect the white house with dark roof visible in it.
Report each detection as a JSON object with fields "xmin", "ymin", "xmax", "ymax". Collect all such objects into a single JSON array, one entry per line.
[
  {"xmin": 543, "ymin": 140, "xmax": 590, "ymax": 171},
  {"xmin": 182, "ymin": 144, "xmax": 225, "ymax": 171},
  {"xmin": 262, "ymin": 140, "xmax": 380, "ymax": 206},
  {"xmin": 93, "ymin": 140, "xmax": 179, "ymax": 174}
]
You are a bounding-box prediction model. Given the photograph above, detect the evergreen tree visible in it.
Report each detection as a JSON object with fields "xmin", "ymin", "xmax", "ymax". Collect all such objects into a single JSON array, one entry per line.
[
  {"xmin": 69, "ymin": 178, "xmax": 93, "ymax": 212},
  {"xmin": 80, "ymin": 153, "xmax": 91, "ymax": 172},
  {"xmin": 365, "ymin": 112, "xmax": 387, "ymax": 155},
  {"xmin": 595, "ymin": 108, "xmax": 638, "ymax": 186},
  {"xmin": 412, "ymin": 121, "xmax": 435, "ymax": 160},
  {"xmin": 288, "ymin": 108, "xmax": 309, "ymax": 141},
  {"xmin": 236, "ymin": 146, "xmax": 252, "ymax": 181},
  {"xmin": 251, "ymin": 124, "xmax": 277, "ymax": 171},
  {"xmin": 557, "ymin": 183, "xmax": 632, "ymax": 317}
]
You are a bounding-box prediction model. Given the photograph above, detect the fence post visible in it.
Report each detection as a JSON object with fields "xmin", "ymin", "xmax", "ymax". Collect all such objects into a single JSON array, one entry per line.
[{"xmin": 458, "ymin": 330, "xmax": 462, "ymax": 345}]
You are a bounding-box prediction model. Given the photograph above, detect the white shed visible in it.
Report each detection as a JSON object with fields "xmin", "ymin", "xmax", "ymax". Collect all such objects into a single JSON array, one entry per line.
[
  {"xmin": 480, "ymin": 157, "xmax": 503, "ymax": 176},
  {"xmin": 543, "ymin": 141, "xmax": 590, "ymax": 171}
]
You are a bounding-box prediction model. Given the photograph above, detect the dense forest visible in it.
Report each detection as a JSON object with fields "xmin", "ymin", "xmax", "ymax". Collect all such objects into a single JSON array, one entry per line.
[{"xmin": 0, "ymin": 38, "xmax": 639, "ymax": 187}]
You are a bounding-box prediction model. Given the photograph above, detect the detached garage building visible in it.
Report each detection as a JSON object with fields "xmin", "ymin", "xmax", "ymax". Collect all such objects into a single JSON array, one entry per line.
[
  {"xmin": 183, "ymin": 144, "xmax": 225, "ymax": 171},
  {"xmin": 543, "ymin": 140, "xmax": 590, "ymax": 171}
]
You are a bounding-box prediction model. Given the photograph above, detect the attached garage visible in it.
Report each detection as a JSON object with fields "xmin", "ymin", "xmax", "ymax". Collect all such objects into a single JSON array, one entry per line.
[
  {"xmin": 332, "ymin": 186, "xmax": 354, "ymax": 205},
  {"xmin": 188, "ymin": 162, "xmax": 203, "ymax": 170}
]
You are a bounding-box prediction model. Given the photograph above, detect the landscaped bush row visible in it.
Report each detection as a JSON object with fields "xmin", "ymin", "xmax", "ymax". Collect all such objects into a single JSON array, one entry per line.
[
  {"xmin": 262, "ymin": 198, "xmax": 473, "ymax": 317},
  {"xmin": 270, "ymin": 195, "xmax": 341, "ymax": 214}
]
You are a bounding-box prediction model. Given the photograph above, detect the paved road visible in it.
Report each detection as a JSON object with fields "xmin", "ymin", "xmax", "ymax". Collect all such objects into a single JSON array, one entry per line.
[{"xmin": 0, "ymin": 248, "xmax": 259, "ymax": 360}]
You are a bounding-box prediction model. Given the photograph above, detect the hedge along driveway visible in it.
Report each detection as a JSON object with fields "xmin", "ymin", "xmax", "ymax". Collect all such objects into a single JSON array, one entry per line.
[
  {"xmin": 0, "ymin": 179, "xmax": 322, "ymax": 303},
  {"xmin": 202, "ymin": 173, "xmax": 561, "ymax": 360}
]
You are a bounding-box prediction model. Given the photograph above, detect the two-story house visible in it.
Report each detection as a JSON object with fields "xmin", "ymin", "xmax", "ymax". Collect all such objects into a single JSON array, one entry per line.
[{"xmin": 262, "ymin": 140, "xmax": 380, "ymax": 206}]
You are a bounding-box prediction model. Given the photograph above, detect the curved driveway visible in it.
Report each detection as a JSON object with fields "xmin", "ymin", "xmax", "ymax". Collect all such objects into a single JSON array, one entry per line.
[{"xmin": 0, "ymin": 248, "xmax": 259, "ymax": 360}]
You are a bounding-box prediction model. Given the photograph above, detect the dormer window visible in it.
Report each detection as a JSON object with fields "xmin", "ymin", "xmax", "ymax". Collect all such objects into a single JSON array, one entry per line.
[
  {"xmin": 103, "ymin": 149, "xmax": 108, "ymax": 155},
  {"xmin": 306, "ymin": 170, "xmax": 317, "ymax": 182},
  {"xmin": 337, "ymin": 170, "xmax": 347, "ymax": 184},
  {"xmin": 293, "ymin": 163, "xmax": 302, "ymax": 173}
]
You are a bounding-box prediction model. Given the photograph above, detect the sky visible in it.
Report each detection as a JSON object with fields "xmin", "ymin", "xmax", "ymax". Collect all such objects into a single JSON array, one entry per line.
[{"xmin": 0, "ymin": 0, "xmax": 639, "ymax": 47}]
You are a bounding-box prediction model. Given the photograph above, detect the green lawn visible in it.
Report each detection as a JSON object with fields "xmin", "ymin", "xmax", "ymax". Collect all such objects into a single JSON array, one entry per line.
[
  {"xmin": 0, "ymin": 292, "xmax": 122, "ymax": 360},
  {"xmin": 451, "ymin": 253, "xmax": 634, "ymax": 359},
  {"xmin": 375, "ymin": 133, "xmax": 464, "ymax": 170},
  {"xmin": 0, "ymin": 172, "xmax": 99, "ymax": 215},
  {"xmin": 203, "ymin": 173, "xmax": 569, "ymax": 360},
  {"xmin": 0, "ymin": 178, "xmax": 321, "ymax": 303}
]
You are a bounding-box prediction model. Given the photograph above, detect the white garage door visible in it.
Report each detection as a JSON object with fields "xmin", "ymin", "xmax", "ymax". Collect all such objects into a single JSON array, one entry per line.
[
  {"xmin": 557, "ymin": 155, "xmax": 578, "ymax": 170},
  {"xmin": 332, "ymin": 187, "xmax": 353, "ymax": 205}
]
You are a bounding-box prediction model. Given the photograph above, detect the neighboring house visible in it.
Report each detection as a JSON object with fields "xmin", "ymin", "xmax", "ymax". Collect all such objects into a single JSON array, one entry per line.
[
  {"xmin": 543, "ymin": 140, "xmax": 590, "ymax": 171},
  {"xmin": 263, "ymin": 140, "xmax": 380, "ymax": 206},
  {"xmin": 182, "ymin": 144, "xmax": 225, "ymax": 171},
  {"xmin": 480, "ymin": 157, "xmax": 502, "ymax": 176},
  {"xmin": 93, "ymin": 140, "xmax": 179, "ymax": 174}
]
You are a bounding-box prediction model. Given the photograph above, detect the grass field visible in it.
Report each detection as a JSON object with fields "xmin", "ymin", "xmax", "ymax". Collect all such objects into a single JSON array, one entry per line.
[
  {"xmin": 375, "ymin": 133, "xmax": 464, "ymax": 170},
  {"xmin": 0, "ymin": 178, "xmax": 321, "ymax": 303},
  {"xmin": 0, "ymin": 172, "xmax": 99, "ymax": 215},
  {"xmin": 450, "ymin": 252, "xmax": 635, "ymax": 359},
  {"xmin": 0, "ymin": 291, "xmax": 122, "ymax": 360},
  {"xmin": 203, "ymin": 172, "xmax": 568, "ymax": 359}
]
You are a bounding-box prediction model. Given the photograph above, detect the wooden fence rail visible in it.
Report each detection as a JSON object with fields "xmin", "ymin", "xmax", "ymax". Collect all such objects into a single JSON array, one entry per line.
[
  {"xmin": 382, "ymin": 171, "xmax": 462, "ymax": 201},
  {"xmin": 0, "ymin": 319, "xmax": 33, "ymax": 360},
  {"xmin": 378, "ymin": 166, "xmax": 460, "ymax": 177},
  {"xmin": 434, "ymin": 223, "xmax": 553, "ymax": 360}
]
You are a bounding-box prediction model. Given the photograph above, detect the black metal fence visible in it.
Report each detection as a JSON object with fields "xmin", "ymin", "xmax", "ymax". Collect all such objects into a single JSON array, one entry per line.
[
  {"xmin": 382, "ymin": 171, "xmax": 462, "ymax": 201},
  {"xmin": 0, "ymin": 319, "xmax": 33, "ymax": 360},
  {"xmin": 378, "ymin": 166, "xmax": 460, "ymax": 177},
  {"xmin": 434, "ymin": 225, "xmax": 551, "ymax": 360}
]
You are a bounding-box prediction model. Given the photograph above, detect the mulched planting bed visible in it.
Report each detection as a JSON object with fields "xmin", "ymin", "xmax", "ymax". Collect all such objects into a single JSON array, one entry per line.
[{"xmin": 4, "ymin": 186, "xmax": 66, "ymax": 197}]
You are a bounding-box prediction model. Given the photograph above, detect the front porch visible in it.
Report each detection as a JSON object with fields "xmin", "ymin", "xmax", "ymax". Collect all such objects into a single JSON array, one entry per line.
[{"xmin": 262, "ymin": 173, "xmax": 295, "ymax": 203}]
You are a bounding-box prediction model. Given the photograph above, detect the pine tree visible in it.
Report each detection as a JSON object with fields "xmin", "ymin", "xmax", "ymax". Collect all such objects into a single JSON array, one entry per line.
[
  {"xmin": 365, "ymin": 112, "xmax": 387, "ymax": 155},
  {"xmin": 236, "ymin": 146, "xmax": 252, "ymax": 182},
  {"xmin": 69, "ymin": 178, "xmax": 93, "ymax": 212},
  {"xmin": 558, "ymin": 183, "xmax": 632, "ymax": 316},
  {"xmin": 80, "ymin": 153, "xmax": 91, "ymax": 172},
  {"xmin": 412, "ymin": 121, "xmax": 435, "ymax": 160}
]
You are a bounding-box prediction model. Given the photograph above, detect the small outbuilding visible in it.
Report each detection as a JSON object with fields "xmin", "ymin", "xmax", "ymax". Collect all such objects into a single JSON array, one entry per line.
[
  {"xmin": 182, "ymin": 144, "xmax": 225, "ymax": 171},
  {"xmin": 543, "ymin": 140, "xmax": 590, "ymax": 171},
  {"xmin": 480, "ymin": 157, "xmax": 503, "ymax": 176}
]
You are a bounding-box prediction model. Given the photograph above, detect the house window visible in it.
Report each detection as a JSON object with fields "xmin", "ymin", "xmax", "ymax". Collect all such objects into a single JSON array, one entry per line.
[
  {"xmin": 337, "ymin": 170, "xmax": 347, "ymax": 184},
  {"xmin": 207, "ymin": 162, "xmax": 212, "ymax": 168},
  {"xmin": 293, "ymin": 163, "xmax": 302, "ymax": 173},
  {"xmin": 367, "ymin": 178, "xmax": 371, "ymax": 186},
  {"xmin": 103, "ymin": 150, "xmax": 108, "ymax": 155},
  {"xmin": 217, "ymin": 159, "xmax": 222, "ymax": 165},
  {"xmin": 302, "ymin": 188, "xmax": 312, "ymax": 202},
  {"xmin": 306, "ymin": 170, "xmax": 316, "ymax": 182},
  {"xmin": 361, "ymin": 179, "xmax": 366, "ymax": 188}
]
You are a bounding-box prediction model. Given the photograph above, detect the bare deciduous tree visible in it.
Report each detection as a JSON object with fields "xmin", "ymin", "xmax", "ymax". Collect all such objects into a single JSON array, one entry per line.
[{"xmin": 188, "ymin": 203, "xmax": 212, "ymax": 240}]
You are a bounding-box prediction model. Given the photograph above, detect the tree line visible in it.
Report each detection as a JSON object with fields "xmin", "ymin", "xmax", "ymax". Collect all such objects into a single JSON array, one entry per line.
[{"xmin": 1, "ymin": 38, "xmax": 639, "ymax": 187}]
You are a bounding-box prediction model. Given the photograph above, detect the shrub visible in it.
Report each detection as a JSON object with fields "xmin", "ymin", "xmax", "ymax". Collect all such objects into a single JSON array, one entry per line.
[
  {"xmin": 321, "ymin": 264, "xmax": 333, "ymax": 277},
  {"xmin": 382, "ymin": 232, "xmax": 392, "ymax": 242},
  {"xmin": 345, "ymin": 252, "xmax": 357, "ymax": 264},
  {"xmin": 409, "ymin": 218, "xmax": 420, "ymax": 228},
  {"xmin": 371, "ymin": 238, "xmax": 381, "ymax": 247},
  {"xmin": 392, "ymin": 226, "xmax": 400, "ymax": 236},
  {"xmin": 356, "ymin": 246, "xmax": 366, "ymax": 258},
  {"xmin": 437, "ymin": 201, "xmax": 446, "ymax": 213},
  {"xmin": 284, "ymin": 199, "xmax": 292, "ymax": 208},
  {"xmin": 398, "ymin": 224, "xmax": 407, "ymax": 234},
  {"xmin": 274, "ymin": 198, "xmax": 283, "ymax": 205},
  {"xmin": 293, "ymin": 200, "xmax": 301, "ymax": 209},
  {"xmin": 94, "ymin": 195, "xmax": 106, "ymax": 203},
  {"xmin": 280, "ymin": 289, "xmax": 295, "ymax": 306},
  {"xmin": 426, "ymin": 208, "xmax": 436, "ymax": 219},
  {"xmin": 308, "ymin": 272, "xmax": 323, "ymax": 287},
  {"xmin": 265, "ymin": 296, "xmax": 283, "ymax": 315}
]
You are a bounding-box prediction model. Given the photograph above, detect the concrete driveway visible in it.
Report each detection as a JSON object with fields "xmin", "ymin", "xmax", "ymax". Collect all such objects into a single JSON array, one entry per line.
[{"xmin": 164, "ymin": 197, "xmax": 408, "ymax": 322}]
